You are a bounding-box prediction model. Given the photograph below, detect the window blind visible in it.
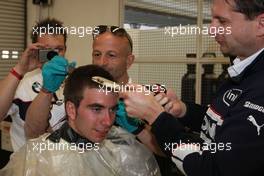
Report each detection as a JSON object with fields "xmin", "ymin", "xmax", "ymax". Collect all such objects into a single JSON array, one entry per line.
[{"xmin": 0, "ymin": 0, "xmax": 26, "ymax": 79}]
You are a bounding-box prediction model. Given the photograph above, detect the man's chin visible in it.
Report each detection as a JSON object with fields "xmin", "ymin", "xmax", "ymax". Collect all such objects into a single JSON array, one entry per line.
[
  {"xmin": 101, "ymin": 68, "xmax": 119, "ymax": 81},
  {"xmin": 92, "ymin": 132, "xmax": 109, "ymax": 142}
]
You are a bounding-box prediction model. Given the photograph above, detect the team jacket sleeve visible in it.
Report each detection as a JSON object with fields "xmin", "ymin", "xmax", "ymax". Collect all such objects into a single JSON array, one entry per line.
[
  {"xmin": 178, "ymin": 102, "xmax": 207, "ymax": 132},
  {"xmin": 151, "ymin": 111, "xmax": 264, "ymax": 176}
]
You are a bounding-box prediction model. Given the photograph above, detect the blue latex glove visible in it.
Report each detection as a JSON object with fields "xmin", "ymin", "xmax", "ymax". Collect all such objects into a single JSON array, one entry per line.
[
  {"xmin": 42, "ymin": 56, "xmax": 76, "ymax": 93},
  {"xmin": 115, "ymin": 100, "xmax": 145, "ymax": 135}
]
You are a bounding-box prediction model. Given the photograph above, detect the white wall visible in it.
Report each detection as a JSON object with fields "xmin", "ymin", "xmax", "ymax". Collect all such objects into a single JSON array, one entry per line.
[{"xmin": 27, "ymin": 0, "xmax": 122, "ymax": 66}]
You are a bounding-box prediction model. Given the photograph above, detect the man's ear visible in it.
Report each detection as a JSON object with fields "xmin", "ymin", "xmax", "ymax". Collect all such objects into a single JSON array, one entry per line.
[
  {"xmin": 66, "ymin": 101, "xmax": 77, "ymax": 120},
  {"xmin": 256, "ymin": 14, "xmax": 264, "ymax": 37},
  {"xmin": 126, "ymin": 54, "xmax": 135, "ymax": 69}
]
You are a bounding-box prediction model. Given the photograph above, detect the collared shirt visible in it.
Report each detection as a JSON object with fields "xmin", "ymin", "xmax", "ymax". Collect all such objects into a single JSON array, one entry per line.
[
  {"xmin": 228, "ymin": 48, "xmax": 264, "ymax": 78},
  {"xmin": 128, "ymin": 77, "xmax": 132, "ymax": 84}
]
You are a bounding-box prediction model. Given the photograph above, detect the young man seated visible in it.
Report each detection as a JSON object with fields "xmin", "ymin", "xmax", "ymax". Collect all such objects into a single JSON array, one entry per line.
[{"xmin": 0, "ymin": 64, "xmax": 160, "ymax": 176}]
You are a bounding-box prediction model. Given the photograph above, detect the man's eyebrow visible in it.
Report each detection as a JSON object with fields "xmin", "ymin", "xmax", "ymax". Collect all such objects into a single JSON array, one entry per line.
[
  {"xmin": 216, "ymin": 16, "xmax": 228, "ymax": 20},
  {"xmin": 212, "ymin": 15, "xmax": 231, "ymax": 23},
  {"xmin": 88, "ymin": 103, "xmax": 105, "ymax": 108}
]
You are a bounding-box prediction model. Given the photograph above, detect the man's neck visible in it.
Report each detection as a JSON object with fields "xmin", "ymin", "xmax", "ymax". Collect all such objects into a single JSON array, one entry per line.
[
  {"xmin": 238, "ymin": 45, "xmax": 264, "ymax": 60},
  {"xmin": 47, "ymin": 122, "xmax": 94, "ymax": 146}
]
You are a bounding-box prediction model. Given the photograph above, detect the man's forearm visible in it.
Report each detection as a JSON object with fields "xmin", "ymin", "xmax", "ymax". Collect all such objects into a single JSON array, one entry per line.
[
  {"xmin": 0, "ymin": 73, "xmax": 21, "ymax": 121},
  {"xmin": 178, "ymin": 102, "xmax": 207, "ymax": 132},
  {"xmin": 136, "ymin": 127, "xmax": 165, "ymax": 156},
  {"xmin": 25, "ymin": 91, "xmax": 52, "ymax": 138}
]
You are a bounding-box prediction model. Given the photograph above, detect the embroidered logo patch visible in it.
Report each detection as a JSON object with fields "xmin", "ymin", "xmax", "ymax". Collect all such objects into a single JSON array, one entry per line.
[
  {"xmin": 32, "ymin": 81, "xmax": 42, "ymax": 93},
  {"xmin": 223, "ymin": 89, "xmax": 242, "ymax": 107},
  {"xmin": 247, "ymin": 115, "xmax": 264, "ymax": 136}
]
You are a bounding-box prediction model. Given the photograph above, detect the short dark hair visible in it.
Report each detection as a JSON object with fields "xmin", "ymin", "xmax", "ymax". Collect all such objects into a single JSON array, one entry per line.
[
  {"xmin": 31, "ymin": 18, "xmax": 67, "ymax": 43},
  {"xmin": 64, "ymin": 64, "xmax": 115, "ymax": 108},
  {"xmin": 226, "ymin": 0, "xmax": 264, "ymax": 20}
]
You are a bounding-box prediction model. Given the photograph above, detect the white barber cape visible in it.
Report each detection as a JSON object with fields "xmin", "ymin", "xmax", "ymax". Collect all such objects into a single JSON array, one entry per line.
[{"xmin": 0, "ymin": 126, "xmax": 160, "ymax": 176}]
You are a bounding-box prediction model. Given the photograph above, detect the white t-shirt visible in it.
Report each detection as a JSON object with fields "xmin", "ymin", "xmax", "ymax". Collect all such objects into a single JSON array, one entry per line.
[{"xmin": 7, "ymin": 69, "xmax": 65, "ymax": 151}]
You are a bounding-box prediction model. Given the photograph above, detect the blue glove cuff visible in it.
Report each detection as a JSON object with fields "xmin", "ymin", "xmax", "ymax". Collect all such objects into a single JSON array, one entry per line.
[
  {"xmin": 115, "ymin": 101, "xmax": 145, "ymax": 135},
  {"xmin": 42, "ymin": 56, "xmax": 73, "ymax": 93}
]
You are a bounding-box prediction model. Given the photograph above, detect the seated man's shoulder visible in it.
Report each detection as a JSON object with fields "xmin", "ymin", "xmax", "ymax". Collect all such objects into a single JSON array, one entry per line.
[
  {"xmin": 30, "ymin": 133, "xmax": 50, "ymax": 141},
  {"xmin": 103, "ymin": 127, "xmax": 161, "ymax": 176},
  {"xmin": 108, "ymin": 125, "xmax": 134, "ymax": 138},
  {"xmin": 106, "ymin": 126, "xmax": 151, "ymax": 155}
]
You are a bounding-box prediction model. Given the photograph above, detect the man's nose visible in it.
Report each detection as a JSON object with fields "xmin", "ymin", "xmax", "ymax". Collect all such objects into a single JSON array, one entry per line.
[
  {"xmin": 97, "ymin": 56, "xmax": 108, "ymax": 66},
  {"xmin": 209, "ymin": 19, "xmax": 219, "ymax": 37},
  {"xmin": 101, "ymin": 111, "xmax": 114, "ymax": 127}
]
